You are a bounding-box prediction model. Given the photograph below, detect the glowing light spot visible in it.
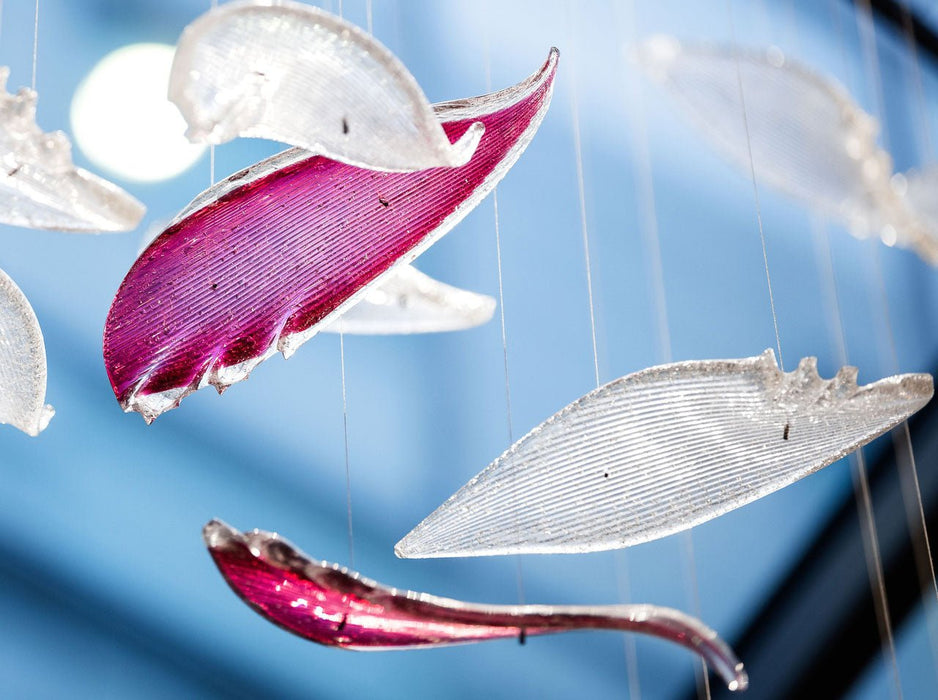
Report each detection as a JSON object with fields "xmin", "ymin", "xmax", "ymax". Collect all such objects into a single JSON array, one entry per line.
[
  {"xmin": 70, "ymin": 43, "xmax": 205, "ymax": 183},
  {"xmin": 290, "ymin": 598, "xmax": 309, "ymax": 608}
]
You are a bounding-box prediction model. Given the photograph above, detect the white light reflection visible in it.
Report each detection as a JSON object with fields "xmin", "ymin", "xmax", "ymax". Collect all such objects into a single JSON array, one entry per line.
[{"xmin": 70, "ymin": 43, "xmax": 205, "ymax": 183}]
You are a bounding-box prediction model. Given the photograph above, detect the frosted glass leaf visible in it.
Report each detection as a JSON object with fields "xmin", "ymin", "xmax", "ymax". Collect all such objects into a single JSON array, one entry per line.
[
  {"xmin": 204, "ymin": 519, "xmax": 748, "ymax": 692},
  {"xmin": 104, "ymin": 50, "xmax": 557, "ymax": 422},
  {"xmin": 323, "ymin": 265, "xmax": 495, "ymax": 335},
  {"xmin": 0, "ymin": 268, "xmax": 54, "ymax": 436},
  {"xmin": 632, "ymin": 38, "xmax": 938, "ymax": 263},
  {"xmin": 169, "ymin": 0, "xmax": 483, "ymax": 172},
  {"xmin": 396, "ymin": 350, "xmax": 932, "ymax": 558},
  {"xmin": 0, "ymin": 67, "xmax": 144, "ymax": 232}
]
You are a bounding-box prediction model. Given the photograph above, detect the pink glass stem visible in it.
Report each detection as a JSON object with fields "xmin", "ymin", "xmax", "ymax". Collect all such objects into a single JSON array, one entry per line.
[
  {"xmin": 104, "ymin": 50, "xmax": 557, "ymax": 421},
  {"xmin": 204, "ymin": 520, "xmax": 748, "ymax": 692}
]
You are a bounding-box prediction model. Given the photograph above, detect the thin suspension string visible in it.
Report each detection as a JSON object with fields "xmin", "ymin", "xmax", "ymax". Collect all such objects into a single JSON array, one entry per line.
[
  {"xmin": 336, "ymin": 0, "xmax": 354, "ymax": 569},
  {"xmin": 568, "ymin": 68, "xmax": 600, "ymax": 387},
  {"xmin": 30, "ymin": 0, "xmax": 37, "ymax": 91},
  {"xmin": 887, "ymin": 1, "xmax": 938, "ymax": 615},
  {"xmin": 483, "ymin": 17, "xmax": 525, "ymax": 610},
  {"xmin": 568, "ymin": 4, "xmax": 642, "ymax": 694},
  {"xmin": 618, "ymin": 2, "xmax": 709, "ymax": 697},
  {"xmin": 781, "ymin": 2, "xmax": 901, "ymax": 692},
  {"xmin": 812, "ymin": 216, "xmax": 903, "ymax": 696},
  {"xmin": 339, "ymin": 328, "xmax": 354, "ymax": 566},
  {"xmin": 365, "ymin": 0, "xmax": 372, "ymax": 35},
  {"xmin": 853, "ymin": 0, "xmax": 938, "ymax": 643},
  {"xmin": 726, "ymin": 0, "xmax": 784, "ymax": 371}
]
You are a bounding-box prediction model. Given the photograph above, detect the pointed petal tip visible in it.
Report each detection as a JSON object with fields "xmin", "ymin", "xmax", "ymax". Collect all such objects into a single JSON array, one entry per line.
[
  {"xmin": 203, "ymin": 518, "xmax": 238, "ymax": 548},
  {"xmin": 728, "ymin": 663, "xmax": 749, "ymax": 692}
]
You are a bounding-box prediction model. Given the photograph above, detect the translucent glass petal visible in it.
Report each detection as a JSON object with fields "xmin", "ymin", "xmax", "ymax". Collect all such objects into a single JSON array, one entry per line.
[
  {"xmin": 205, "ymin": 519, "xmax": 748, "ymax": 692},
  {"xmin": 323, "ymin": 265, "xmax": 495, "ymax": 335},
  {"xmin": 0, "ymin": 67, "xmax": 144, "ymax": 232},
  {"xmin": 104, "ymin": 50, "xmax": 558, "ymax": 422},
  {"xmin": 170, "ymin": 0, "xmax": 483, "ymax": 171},
  {"xmin": 396, "ymin": 350, "xmax": 932, "ymax": 558},
  {"xmin": 0, "ymin": 268, "xmax": 54, "ymax": 436},
  {"xmin": 632, "ymin": 38, "xmax": 938, "ymax": 263}
]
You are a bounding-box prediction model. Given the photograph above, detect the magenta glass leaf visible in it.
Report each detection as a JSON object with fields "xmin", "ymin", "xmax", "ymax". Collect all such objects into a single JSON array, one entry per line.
[
  {"xmin": 204, "ymin": 520, "xmax": 748, "ymax": 692},
  {"xmin": 104, "ymin": 49, "xmax": 557, "ymax": 422}
]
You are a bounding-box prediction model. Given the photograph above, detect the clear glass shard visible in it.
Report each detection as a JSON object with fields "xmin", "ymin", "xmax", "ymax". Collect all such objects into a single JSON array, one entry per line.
[
  {"xmin": 631, "ymin": 37, "xmax": 938, "ymax": 263},
  {"xmin": 0, "ymin": 67, "xmax": 144, "ymax": 232},
  {"xmin": 322, "ymin": 265, "xmax": 495, "ymax": 335},
  {"xmin": 104, "ymin": 49, "xmax": 557, "ymax": 422},
  {"xmin": 204, "ymin": 519, "xmax": 748, "ymax": 692},
  {"xmin": 0, "ymin": 268, "xmax": 54, "ymax": 436},
  {"xmin": 169, "ymin": 0, "xmax": 483, "ymax": 172},
  {"xmin": 396, "ymin": 350, "xmax": 933, "ymax": 558}
]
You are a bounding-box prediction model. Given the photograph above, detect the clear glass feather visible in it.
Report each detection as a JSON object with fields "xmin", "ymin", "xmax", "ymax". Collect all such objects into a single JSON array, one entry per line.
[
  {"xmin": 396, "ymin": 350, "xmax": 933, "ymax": 558},
  {"xmin": 105, "ymin": 50, "xmax": 557, "ymax": 422},
  {"xmin": 0, "ymin": 67, "xmax": 144, "ymax": 232},
  {"xmin": 322, "ymin": 265, "xmax": 495, "ymax": 335},
  {"xmin": 204, "ymin": 519, "xmax": 748, "ymax": 692},
  {"xmin": 632, "ymin": 37, "xmax": 938, "ymax": 263},
  {"xmin": 169, "ymin": 0, "xmax": 483, "ymax": 171},
  {"xmin": 0, "ymin": 268, "xmax": 54, "ymax": 436}
]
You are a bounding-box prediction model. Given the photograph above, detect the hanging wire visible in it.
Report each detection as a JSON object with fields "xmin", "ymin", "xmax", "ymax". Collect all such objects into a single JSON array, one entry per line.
[
  {"xmin": 851, "ymin": 0, "xmax": 938, "ymax": 683},
  {"xmin": 777, "ymin": 0, "xmax": 904, "ymax": 693},
  {"xmin": 568, "ymin": 3, "xmax": 645, "ymax": 694},
  {"xmin": 726, "ymin": 0, "xmax": 783, "ymax": 371},
  {"xmin": 618, "ymin": 1, "xmax": 714, "ymax": 696},
  {"xmin": 883, "ymin": 2, "xmax": 938, "ymax": 619},
  {"xmin": 339, "ymin": 327, "xmax": 355, "ymax": 567},
  {"xmin": 483, "ymin": 12, "xmax": 526, "ymax": 611},
  {"xmin": 812, "ymin": 216, "xmax": 904, "ymax": 696}
]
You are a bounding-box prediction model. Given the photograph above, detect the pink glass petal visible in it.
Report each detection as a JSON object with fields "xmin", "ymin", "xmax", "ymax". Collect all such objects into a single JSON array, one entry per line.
[
  {"xmin": 104, "ymin": 50, "xmax": 557, "ymax": 422},
  {"xmin": 204, "ymin": 520, "xmax": 748, "ymax": 692}
]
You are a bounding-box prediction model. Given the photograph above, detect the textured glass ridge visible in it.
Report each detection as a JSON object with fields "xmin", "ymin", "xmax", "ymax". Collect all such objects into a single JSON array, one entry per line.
[
  {"xmin": 104, "ymin": 50, "xmax": 557, "ymax": 422},
  {"xmin": 0, "ymin": 268, "xmax": 54, "ymax": 436},
  {"xmin": 0, "ymin": 67, "xmax": 144, "ymax": 232},
  {"xmin": 396, "ymin": 350, "xmax": 933, "ymax": 558},
  {"xmin": 632, "ymin": 37, "xmax": 938, "ymax": 264},
  {"xmin": 322, "ymin": 265, "xmax": 495, "ymax": 335},
  {"xmin": 169, "ymin": 0, "xmax": 483, "ymax": 171},
  {"xmin": 204, "ymin": 519, "xmax": 748, "ymax": 692}
]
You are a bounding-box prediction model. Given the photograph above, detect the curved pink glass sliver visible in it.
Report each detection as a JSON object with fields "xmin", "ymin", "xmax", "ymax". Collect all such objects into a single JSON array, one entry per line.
[
  {"xmin": 103, "ymin": 50, "xmax": 558, "ymax": 422},
  {"xmin": 204, "ymin": 520, "xmax": 748, "ymax": 692}
]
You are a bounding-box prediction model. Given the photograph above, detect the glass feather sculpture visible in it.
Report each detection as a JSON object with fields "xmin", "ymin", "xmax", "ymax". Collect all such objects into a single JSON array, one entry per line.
[
  {"xmin": 632, "ymin": 37, "xmax": 938, "ymax": 264},
  {"xmin": 170, "ymin": 0, "xmax": 483, "ymax": 171},
  {"xmin": 396, "ymin": 350, "xmax": 932, "ymax": 558},
  {"xmin": 0, "ymin": 268, "xmax": 54, "ymax": 435},
  {"xmin": 104, "ymin": 49, "xmax": 557, "ymax": 422},
  {"xmin": 0, "ymin": 67, "xmax": 144, "ymax": 232},
  {"xmin": 136, "ymin": 223, "xmax": 495, "ymax": 335},
  {"xmin": 204, "ymin": 519, "xmax": 749, "ymax": 692},
  {"xmin": 321, "ymin": 264, "xmax": 495, "ymax": 335}
]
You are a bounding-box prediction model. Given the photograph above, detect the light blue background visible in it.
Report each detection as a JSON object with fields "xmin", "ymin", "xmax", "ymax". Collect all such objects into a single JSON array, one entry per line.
[{"xmin": 0, "ymin": 0, "xmax": 935, "ymax": 697}]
